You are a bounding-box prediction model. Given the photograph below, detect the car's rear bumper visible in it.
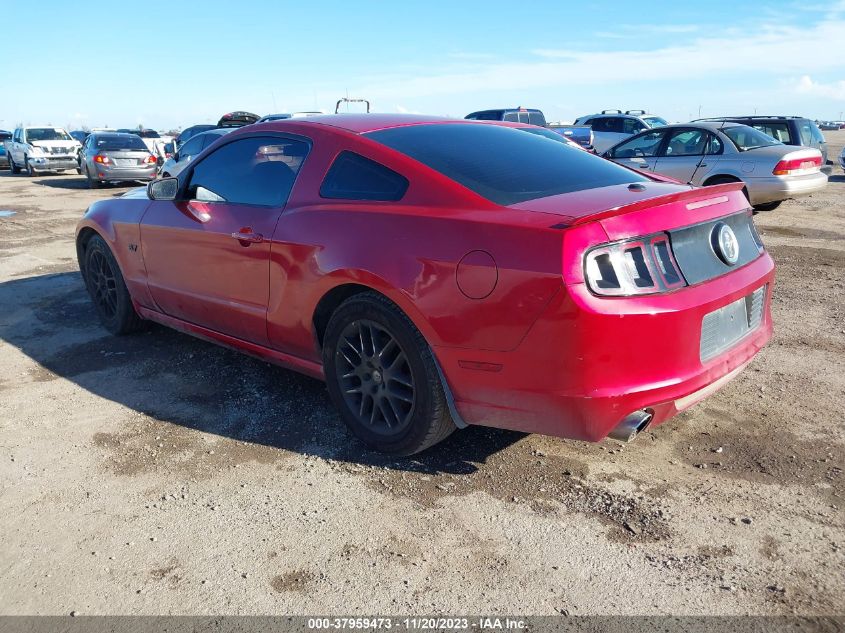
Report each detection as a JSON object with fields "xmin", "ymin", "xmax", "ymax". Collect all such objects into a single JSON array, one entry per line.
[
  {"xmin": 746, "ymin": 171, "xmax": 828, "ymax": 205},
  {"xmin": 435, "ymin": 252, "xmax": 775, "ymax": 442},
  {"xmin": 92, "ymin": 166, "xmax": 157, "ymax": 181}
]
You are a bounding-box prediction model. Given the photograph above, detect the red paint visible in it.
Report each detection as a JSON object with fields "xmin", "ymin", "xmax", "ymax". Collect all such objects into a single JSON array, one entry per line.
[{"xmin": 76, "ymin": 115, "xmax": 774, "ymax": 443}]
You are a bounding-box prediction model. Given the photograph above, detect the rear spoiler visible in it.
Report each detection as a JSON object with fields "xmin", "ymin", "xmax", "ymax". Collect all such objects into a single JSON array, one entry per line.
[{"xmin": 569, "ymin": 182, "xmax": 747, "ymax": 226}]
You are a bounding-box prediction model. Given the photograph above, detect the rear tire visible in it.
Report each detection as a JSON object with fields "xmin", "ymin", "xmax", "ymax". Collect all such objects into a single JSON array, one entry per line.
[
  {"xmin": 82, "ymin": 235, "xmax": 144, "ymax": 335},
  {"xmin": 322, "ymin": 292, "xmax": 456, "ymax": 455},
  {"xmin": 86, "ymin": 167, "xmax": 101, "ymax": 189}
]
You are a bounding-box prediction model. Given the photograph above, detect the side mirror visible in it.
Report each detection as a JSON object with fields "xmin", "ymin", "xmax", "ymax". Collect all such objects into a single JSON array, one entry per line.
[{"xmin": 147, "ymin": 177, "xmax": 179, "ymax": 201}]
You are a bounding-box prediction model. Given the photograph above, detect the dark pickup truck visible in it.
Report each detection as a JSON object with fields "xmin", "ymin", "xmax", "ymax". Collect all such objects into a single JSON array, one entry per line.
[{"xmin": 465, "ymin": 107, "xmax": 594, "ymax": 150}]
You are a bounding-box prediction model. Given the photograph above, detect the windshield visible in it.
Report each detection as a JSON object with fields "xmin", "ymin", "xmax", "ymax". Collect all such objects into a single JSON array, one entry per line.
[
  {"xmin": 723, "ymin": 125, "xmax": 781, "ymax": 151},
  {"xmin": 92, "ymin": 135, "xmax": 149, "ymax": 151},
  {"xmin": 26, "ymin": 128, "xmax": 72, "ymax": 142},
  {"xmin": 643, "ymin": 116, "xmax": 668, "ymax": 128},
  {"xmin": 367, "ymin": 123, "xmax": 646, "ymax": 205}
]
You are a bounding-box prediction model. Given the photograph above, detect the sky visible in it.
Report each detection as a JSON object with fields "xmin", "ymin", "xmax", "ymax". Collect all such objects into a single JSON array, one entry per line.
[{"xmin": 3, "ymin": 1, "xmax": 845, "ymax": 131}]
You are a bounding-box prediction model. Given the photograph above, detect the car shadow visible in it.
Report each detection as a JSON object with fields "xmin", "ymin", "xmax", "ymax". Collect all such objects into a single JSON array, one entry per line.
[
  {"xmin": 828, "ymin": 174, "xmax": 844, "ymax": 183},
  {"xmin": 0, "ymin": 271, "xmax": 523, "ymax": 474},
  {"xmin": 31, "ymin": 177, "xmax": 145, "ymax": 191}
]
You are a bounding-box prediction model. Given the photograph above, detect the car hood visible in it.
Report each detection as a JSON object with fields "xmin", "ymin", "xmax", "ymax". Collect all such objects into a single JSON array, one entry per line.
[{"xmin": 509, "ymin": 181, "xmax": 693, "ymax": 223}]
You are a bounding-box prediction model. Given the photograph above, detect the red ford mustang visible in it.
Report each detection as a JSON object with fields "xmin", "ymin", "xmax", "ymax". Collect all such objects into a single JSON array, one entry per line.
[{"xmin": 76, "ymin": 114, "xmax": 774, "ymax": 455}]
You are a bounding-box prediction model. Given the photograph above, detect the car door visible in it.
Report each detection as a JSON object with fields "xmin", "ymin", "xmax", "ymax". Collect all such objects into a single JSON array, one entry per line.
[
  {"xmin": 605, "ymin": 129, "xmax": 666, "ymax": 172},
  {"xmin": 652, "ymin": 127, "xmax": 712, "ymax": 183},
  {"xmin": 11, "ymin": 129, "xmax": 23, "ymax": 163},
  {"xmin": 140, "ymin": 134, "xmax": 310, "ymax": 345}
]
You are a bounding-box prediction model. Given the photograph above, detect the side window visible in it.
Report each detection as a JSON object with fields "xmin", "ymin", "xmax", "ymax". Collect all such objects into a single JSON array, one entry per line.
[
  {"xmin": 14, "ymin": 129, "xmax": 20, "ymax": 142},
  {"xmin": 752, "ymin": 122, "xmax": 790, "ymax": 143},
  {"xmin": 187, "ymin": 136, "xmax": 308, "ymax": 207},
  {"xmin": 798, "ymin": 121, "xmax": 814, "ymax": 146},
  {"xmin": 320, "ymin": 151, "xmax": 409, "ymax": 201},
  {"xmin": 623, "ymin": 118, "xmax": 646, "ymax": 134},
  {"xmin": 608, "ymin": 130, "xmax": 665, "ymax": 158},
  {"xmin": 605, "ymin": 117, "xmax": 625, "ymax": 133},
  {"xmin": 588, "ymin": 117, "xmax": 607, "ymax": 132},
  {"xmin": 663, "ymin": 129, "xmax": 708, "ymax": 156},
  {"xmin": 707, "ymin": 134, "xmax": 723, "ymax": 155},
  {"xmin": 179, "ymin": 136, "xmax": 205, "ymax": 159},
  {"xmin": 502, "ymin": 112, "xmax": 519, "ymax": 122},
  {"xmin": 527, "ymin": 111, "xmax": 547, "ymax": 127}
]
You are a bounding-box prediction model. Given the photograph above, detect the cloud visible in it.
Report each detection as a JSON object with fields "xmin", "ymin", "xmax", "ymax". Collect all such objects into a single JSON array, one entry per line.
[
  {"xmin": 354, "ymin": 19, "xmax": 845, "ymax": 101},
  {"xmin": 795, "ymin": 75, "xmax": 845, "ymax": 100}
]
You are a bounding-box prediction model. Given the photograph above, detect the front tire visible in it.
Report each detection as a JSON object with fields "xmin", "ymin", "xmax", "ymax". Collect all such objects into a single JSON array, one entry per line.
[
  {"xmin": 9, "ymin": 154, "xmax": 21, "ymax": 174},
  {"xmin": 82, "ymin": 235, "xmax": 144, "ymax": 335},
  {"xmin": 25, "ymin": 157, "xmax": 36, "ymax": 177},
  {"xmin": 323, "ymin": 292, "xmax": 455, "ymax": 455}
]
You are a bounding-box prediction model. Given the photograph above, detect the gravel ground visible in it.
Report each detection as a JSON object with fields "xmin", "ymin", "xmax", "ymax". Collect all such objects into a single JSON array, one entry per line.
[{"xmin": 0, "ymin": 134, "xmax": 842, "ymax": 616}]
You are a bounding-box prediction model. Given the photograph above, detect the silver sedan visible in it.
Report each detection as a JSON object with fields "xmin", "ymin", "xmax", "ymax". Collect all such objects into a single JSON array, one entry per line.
[
  {"xmin": 603, "ymin": 122, "xmax": 828, "ymax": 210},
  {"xmin": 80, "ymin": 133, "xmax": 158, "ymax": 188},
  {"xmin": 157, "ymin": 128, "xmax": 234, "ymax": 178}
]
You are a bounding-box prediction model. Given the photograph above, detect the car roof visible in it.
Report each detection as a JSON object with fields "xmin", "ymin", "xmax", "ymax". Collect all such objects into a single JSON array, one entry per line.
[
  {"xmin": 694, "ymin": 115, "xmax": 807, "ymax": 122},
  {"xmin": 254, "ymin": 113, "xmax": 456, "ymax": 134}
]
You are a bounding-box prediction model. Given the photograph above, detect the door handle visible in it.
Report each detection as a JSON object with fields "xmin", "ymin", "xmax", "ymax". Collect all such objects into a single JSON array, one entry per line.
[{"xmin": 231, "ymin": 230, "xmax": 264, "ymax": 244}]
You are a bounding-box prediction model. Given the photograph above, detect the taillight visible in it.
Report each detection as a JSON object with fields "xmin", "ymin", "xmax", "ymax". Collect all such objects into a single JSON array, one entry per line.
[
  {"xmin": 584, "ymin": 234, "xmax": 686, "ymax": 296},
  {"xmin": 773, "ymin": 155, "xmax": 821, "ymax": 175},
  {"xmin": 93, "ymin": 154, "xmax": 110, "ymax": 164},
  {"xmin": 143, "ymin": 155, "xmax": 157, "ymax": 164}
]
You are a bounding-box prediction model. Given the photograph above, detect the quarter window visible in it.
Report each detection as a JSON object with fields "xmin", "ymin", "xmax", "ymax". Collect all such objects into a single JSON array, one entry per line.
[
  {"xmin": 320, "ymin": 151, "xmax": 408, "ymax": 201},
  {"xmin": 187, "ymin": 136, "xmax": 308, "ymax": 207}
]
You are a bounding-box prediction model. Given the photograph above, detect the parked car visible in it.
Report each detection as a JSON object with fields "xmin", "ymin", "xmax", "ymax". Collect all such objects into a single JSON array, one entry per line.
[
  {"xmin": 0, "ymin": 130, "xmax": 11, "ymax": 141},
  {"xmin": 79, "ymin": 132, "xmax": 157, "ymax": 188},
  {"xmin": 174, "ymin": 124, "xmax": 216, "ymax": 150},
  {"xmin": 157, "ymin": 128, "xmax": 234, "ymax": 177},
  {"xmin": 76, "ymin": 114, "xmax": 774, "ymax": 454},
  {"xmin": 0, "ymin": 143, "xmax": 8, "ymax": 169},
  {"xmin": 574, "ymin": 110, "xmax": 669, "ymax": 153},
  {"xmin": 818, "ymin": 121, "xmax": 840, "ymax": 131},
  {"xmin": 466, "ymin": 107, "xmax": 548, "ymax": 126},
  {"xmin": 7, "ymin": 126, "xmax": 81, "ymax": 175},
  {"xmin": 217, "ymin": 111, "xmax": 259, "ymax": 127},
  {"xmin": 464, "ymin": 108, "xmax": 593, "ymax": 149},
  {"xmin": 695, "ymin": 116, "xmax": 831, "ymax": 174},
  {"xmin": 257, "ymin": 112, "xmax": 324, "ymax": 123},
  {"xmin": 603, "ymin": 122, "xmax": 827, "ymax": 210},
  {"xmin": 258, "ymin": 113, "xmax": 292, "ymax": 123}
]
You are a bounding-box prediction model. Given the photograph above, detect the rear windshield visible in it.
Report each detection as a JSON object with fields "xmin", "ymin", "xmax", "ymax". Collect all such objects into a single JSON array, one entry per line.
[
  {"xmin": 723, "ymin": 125, "xmax": 781, "ymax": 151},
  {"xmin": 93, "ymin": 135, "xmax": 149, "ymax": 151},
  {"xmin": 26, "ymin": 128, "xmax": 72, "ymax": 142},
  {"xmin": 366, "ymin": 123, "xmax": 645, "ymax": 205}
]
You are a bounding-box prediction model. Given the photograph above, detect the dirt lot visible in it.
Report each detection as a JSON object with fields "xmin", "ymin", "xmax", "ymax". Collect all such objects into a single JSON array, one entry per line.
[{"xmin": 0, "ymin": 134, "xmax": 843, "ymax": 616}]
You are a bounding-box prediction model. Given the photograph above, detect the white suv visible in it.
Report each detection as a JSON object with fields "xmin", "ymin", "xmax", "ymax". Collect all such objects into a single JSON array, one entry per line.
[
  {"xmin": 7, "ymin": 126, "xmax": 81, "ymax": 176},
  {"xmin": 574, "ymin": 110, "xmax": 668, "ymax": 154}
]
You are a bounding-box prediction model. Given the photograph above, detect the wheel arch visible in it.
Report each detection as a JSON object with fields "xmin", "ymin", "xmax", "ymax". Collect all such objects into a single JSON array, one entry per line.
[
  {"xmin": 702, "ymin": 173, "xmax": 749, "ymax": 203},
  {"xmin": 312, "ymin": 281, "xmax": 469, "ymax": 431}
]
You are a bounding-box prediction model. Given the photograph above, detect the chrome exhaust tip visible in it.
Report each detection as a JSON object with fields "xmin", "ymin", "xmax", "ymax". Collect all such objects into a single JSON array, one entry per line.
[{"xmin": 608, "ymin": 410, "xmax": 653, "ymax": 442}]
